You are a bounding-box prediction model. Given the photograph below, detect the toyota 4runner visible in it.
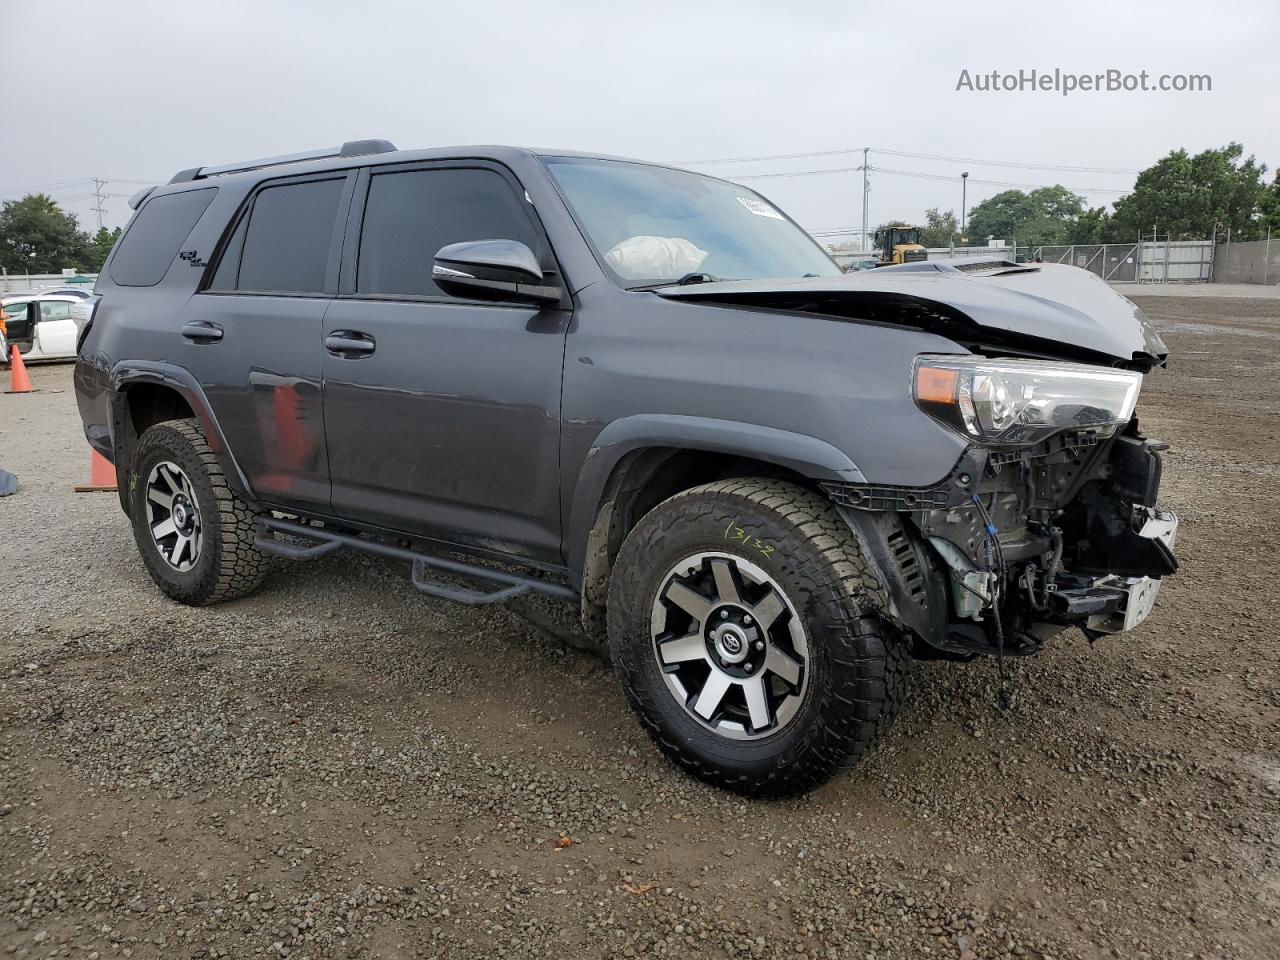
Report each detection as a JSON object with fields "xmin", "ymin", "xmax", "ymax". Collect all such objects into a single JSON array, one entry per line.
[{"xmin": 74, "ymin": 139, "xmax": 1177, "ymax": 796}]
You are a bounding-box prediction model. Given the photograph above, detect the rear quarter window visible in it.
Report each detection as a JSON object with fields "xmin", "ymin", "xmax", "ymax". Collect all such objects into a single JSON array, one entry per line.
[{"xmin": 109, "ymin": 188, "xmax": 217, "ymax": 287}]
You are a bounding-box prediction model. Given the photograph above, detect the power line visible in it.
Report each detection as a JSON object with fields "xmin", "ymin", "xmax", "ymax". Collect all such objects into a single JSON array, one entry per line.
[
  {"xmin": 673, "ymin": 145, "xmax": 1138, "ymax": 175},
  {"xmin": 674, "ymin": 147, "xmax": 868, "ymax": 166},
  {"xmin": 869, "ymin": 147, "xmax": 1138, "ymax": 175},
  {"xmin": 0, "ymin": 176, "xmax": 156, "ymax": 232},
  {"xmin": 0, "ymin": 176, "xmax": 158, "ymax": 200},
  {"xmin": 727, "ymin": 164, "xmax": 1129, "ymax": 195},
  {"xmin": 0, "ymin": 177, "xmax": 93, "ymax": 199},
  {"xmin": 730, "ymin": 165, "xmax": 864, "ymax": 180},
  {"xmin": 870, "ymin": 166, "xmax": 1129, "ymax": 194}
]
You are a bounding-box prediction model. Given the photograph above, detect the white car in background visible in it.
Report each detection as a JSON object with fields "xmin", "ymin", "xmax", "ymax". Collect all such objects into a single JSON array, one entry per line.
[
  {"xmin": 0, "ymin": 292, "xmax": 85, "ymax": 363},
  {"xmin": 38, "ymin": 286, "xmax": 94, "ymax": 300}
]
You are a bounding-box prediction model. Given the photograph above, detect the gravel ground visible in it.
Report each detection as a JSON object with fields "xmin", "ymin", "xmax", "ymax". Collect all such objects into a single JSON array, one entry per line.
[
  {"xmin": 1109, "ymin": 282, "xmax": 1280, "ymax": 300},
  {"xmin": 1, "ymin": 294, "xmax": 1277, "ymax": 960}
]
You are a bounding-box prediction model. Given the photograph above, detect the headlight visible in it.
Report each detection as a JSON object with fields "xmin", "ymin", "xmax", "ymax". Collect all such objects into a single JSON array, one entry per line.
[{"xmin": 914, "ymin": 355, "xmax": 1142, "ymax": 446}]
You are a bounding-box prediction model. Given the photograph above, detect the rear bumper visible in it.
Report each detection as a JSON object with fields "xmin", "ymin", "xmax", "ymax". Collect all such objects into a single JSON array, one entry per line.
[{"xmin": 73, "ymin": 355, "xmax": 116, "ymax": 462}]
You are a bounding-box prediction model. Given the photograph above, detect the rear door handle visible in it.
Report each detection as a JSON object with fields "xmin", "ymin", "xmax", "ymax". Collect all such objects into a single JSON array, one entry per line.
[
  {"xmin": 325, "ymin": 331, "xmax": 376, "ymax": 357},
  {"xmin": 181, "ymin": 320, "xmax": 223, "ymax": 343}
]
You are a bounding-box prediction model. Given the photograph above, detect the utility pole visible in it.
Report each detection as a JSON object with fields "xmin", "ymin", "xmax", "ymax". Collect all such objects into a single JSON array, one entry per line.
[
  {"xmin": 860, "ymin": 147, "xmax": 869, "ymax": 252},
  {"xmin": 1209, "ymin": 222, "xmax": 1217, "ymax": 283},
  {"xmin": 91, "ymin": 178, "xmax": 109, "ymax": 231},
  {"xmin": 960, "ymin": 171, "xmax": 969, "ymax": 244},
  {"xmin": 1264, "ymin": 224, "xmax": 1272, "ymax": 286}
]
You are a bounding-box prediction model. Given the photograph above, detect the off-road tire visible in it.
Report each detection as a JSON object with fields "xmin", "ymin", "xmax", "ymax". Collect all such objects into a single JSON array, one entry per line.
[
  {"xmin": 129, "ymin": 418, "xmax": 271, "ymax": 605},
  {"xmin": 608, "ymin": 478, "xmax": 909, "ymax": 796}
]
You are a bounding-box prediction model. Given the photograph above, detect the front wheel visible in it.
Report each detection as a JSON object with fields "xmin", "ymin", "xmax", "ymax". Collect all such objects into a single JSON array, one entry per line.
[
  {"xmin": 129, "ymin": 418, "xmax": 271, "ymax": 605},
  {"xmin": 607, "ymin": 479, "xmax": 908, "ymax": 796}
]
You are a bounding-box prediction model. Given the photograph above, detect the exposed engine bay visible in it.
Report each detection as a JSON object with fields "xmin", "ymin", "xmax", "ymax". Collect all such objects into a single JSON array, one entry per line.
[{"xmin": 828, "ymin": 417, "xmax": 1178, "ymax": 661}]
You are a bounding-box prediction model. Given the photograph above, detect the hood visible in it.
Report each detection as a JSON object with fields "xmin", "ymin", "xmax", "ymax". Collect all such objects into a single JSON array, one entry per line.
[{"xmin": 652, "ymin": 260, "xmax": 1167, "ymax": 369}]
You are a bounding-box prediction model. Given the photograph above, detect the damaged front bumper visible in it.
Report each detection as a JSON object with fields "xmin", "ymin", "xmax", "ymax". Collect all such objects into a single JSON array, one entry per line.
[
  {"xmin": 827, "ymin": 420, "xmax": 1178, "ymax": 659},
  {"xmin": 1044, "ymin": 507, "xmax": 1177, "ymax": 634}
]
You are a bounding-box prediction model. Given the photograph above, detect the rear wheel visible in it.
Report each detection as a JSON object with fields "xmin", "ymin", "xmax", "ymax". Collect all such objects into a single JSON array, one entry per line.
[
  {"xmin": 129, "ymin": 418, "xmax": 271, "ymax": 605},
  {"xmin": 608, "ymin": 478, "xmax": 908, "ymax": 796}
]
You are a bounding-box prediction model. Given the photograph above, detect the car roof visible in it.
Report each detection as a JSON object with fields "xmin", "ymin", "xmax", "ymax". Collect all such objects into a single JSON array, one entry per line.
[
  {"xmin": 169, "ymin": 145, "xmax": 586, "ymax": 185},
  {"xmin": 2, "ymin": 292, "xmax": 79, "ymax": 303},
  {"xmin": 148, "ymin": 144, "xmax": 708, "ymax": 206}
]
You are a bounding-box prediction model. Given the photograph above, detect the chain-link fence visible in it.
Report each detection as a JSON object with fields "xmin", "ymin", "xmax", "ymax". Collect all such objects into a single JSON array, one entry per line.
[
  {"xmin": 1030, "ymin": 241, "xmax": 1212, "ymax": 282},
  {"xmin": 1032, "ymin": 243, "xmax": 1137, "ymax": 281},
  {"xmin": 831, "ymin": 241, "xmax": 1212, "ymax": 282}
]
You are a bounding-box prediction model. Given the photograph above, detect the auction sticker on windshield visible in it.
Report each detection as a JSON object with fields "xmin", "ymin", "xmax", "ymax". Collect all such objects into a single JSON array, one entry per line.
[{"xmin": 737, "ymin": 197, "xmax": 785, "ymax": 220}]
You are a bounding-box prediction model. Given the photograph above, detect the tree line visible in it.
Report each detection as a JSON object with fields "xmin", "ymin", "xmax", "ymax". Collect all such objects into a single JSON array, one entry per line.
[
  {"xmin": 4, "ymin": 142, "xmax": 1280, "ymax": 272},
  {"xmin": 0, "ymin": 194, "xmax": 122, "ymax": 274},
  {"xmin": 883, "ymin": 143, "xmax": 1280, "ymax": 248}
]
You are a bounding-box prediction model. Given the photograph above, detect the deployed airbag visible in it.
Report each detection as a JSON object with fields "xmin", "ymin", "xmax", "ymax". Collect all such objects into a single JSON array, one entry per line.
[{"xmin": 605, "ymin": 236, "xmax": 708, "ymax": 280}]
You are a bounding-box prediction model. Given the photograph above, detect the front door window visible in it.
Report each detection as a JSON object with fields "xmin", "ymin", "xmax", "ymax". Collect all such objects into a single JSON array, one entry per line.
[{"xmin": 2, "ymin": 302, "xmax": 33, "ymax": 345}]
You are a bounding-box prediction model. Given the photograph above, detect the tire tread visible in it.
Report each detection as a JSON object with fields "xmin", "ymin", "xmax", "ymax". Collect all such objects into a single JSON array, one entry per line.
[
  {"xmin": 608, "ymin": 478, "xmax": 909, "ymax": 797},
  {"xmin": 132, "ymin": 418, "xmax": 270, "ymax": 605}
]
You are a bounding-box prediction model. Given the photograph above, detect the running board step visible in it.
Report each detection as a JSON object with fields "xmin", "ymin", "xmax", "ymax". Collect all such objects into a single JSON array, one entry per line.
[
  {"xmin": 410, "ymin": 560, "xmax": 529, "ymax": 605},
  {"xmin": 254, "ymin": 517, "xmax": 576, "ymax": 606}
]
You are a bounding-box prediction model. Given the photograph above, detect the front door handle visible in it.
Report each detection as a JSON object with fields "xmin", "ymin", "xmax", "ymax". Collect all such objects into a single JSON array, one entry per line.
[
  {"xmin": 181, "ymin": 320, "xmax": 223, "ymax": 343},
  {"xmin": 325, "ymin": 331, "xmax": 376, "ymax": 357}
]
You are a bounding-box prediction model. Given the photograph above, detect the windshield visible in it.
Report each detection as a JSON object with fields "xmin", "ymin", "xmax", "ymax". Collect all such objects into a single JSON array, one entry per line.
[{"xmin": 544, "ymin": 157, "xmax": 841, "ymax": 287}]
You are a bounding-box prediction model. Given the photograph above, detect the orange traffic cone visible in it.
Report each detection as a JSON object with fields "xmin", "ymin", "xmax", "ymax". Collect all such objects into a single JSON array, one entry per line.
[
  {"xmin": 74, "ymin": 449, "xmax": 118, "ymax": 493},
  {"xmin": 5, "ymin": 345, "xmax": 34, "ymax": 393}
]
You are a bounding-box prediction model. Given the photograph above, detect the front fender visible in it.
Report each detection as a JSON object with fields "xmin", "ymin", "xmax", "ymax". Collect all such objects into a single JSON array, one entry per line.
[{"xmin": 564, "ymin": 413, "xmax": 866, "ymax": 576}]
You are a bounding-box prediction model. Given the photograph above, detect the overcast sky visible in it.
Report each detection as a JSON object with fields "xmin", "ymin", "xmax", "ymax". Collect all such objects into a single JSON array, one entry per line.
[{"xmin": 2, "ymin": 0, "xmax": 1275, "ymax": 243}]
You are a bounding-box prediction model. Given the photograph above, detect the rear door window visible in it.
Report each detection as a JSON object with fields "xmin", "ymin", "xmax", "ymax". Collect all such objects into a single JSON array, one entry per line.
[
  {"xmin": 356, "ymin": 168, "xmax": 538, "ymax": 298},
  {"xmin": 39, "ymin": 301, "xmax": 73, "ymax": 321},
  {"xmin": 234, "ymin": 178, "xmax": 345, "ymax": 294},
  {"xmin": 109, "ymin": 188, "xmax": 217, "ymax": 286},
  {"xmin": 207, "ymin": 213, "xmax": 248, "ymax": 291}
]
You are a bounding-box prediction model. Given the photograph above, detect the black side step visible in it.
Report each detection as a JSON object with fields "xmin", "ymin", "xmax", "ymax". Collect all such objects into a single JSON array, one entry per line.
[{"xmin": 254, "ymin": 517, "xmax": 576, "ymax": 606}]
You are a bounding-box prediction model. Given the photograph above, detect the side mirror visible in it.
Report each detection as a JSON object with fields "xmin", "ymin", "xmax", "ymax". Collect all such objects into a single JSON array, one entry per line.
[{"xmin": 432, "ymin": 239, "xmax": 561, "ymax": 305}]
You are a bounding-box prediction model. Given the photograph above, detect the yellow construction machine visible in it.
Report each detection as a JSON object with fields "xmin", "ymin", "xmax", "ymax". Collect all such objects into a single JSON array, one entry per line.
[{"xmin": 873, "ymin": 226, "xmax": 928, "ymax": 265}]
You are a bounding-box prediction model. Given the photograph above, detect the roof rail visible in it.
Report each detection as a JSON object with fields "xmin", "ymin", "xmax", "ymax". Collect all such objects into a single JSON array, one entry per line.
[{"xmin": 168, "ymin": 139, "xmax": 398, "ymax": 184}]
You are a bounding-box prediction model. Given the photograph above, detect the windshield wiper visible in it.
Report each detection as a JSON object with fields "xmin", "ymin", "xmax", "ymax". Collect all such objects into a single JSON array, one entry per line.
[{"xmin": 630, "ymin": 273, "xmax": 723, "ymax": 291}]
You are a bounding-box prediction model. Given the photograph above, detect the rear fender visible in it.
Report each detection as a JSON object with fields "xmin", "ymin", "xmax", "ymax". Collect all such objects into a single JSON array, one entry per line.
[{"xmin": 110, "ymin": 361, "xmax": 259, "ymax": 514}]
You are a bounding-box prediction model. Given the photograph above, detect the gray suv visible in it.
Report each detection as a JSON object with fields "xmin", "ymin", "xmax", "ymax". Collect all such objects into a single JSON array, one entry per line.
[{"xmin": 75, "ymin": 139, "xmax": 1178, "ymax": 795}]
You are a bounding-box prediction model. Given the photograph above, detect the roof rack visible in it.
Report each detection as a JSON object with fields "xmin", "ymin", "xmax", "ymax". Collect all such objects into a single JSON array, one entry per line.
[{"xmin": 168, "ymin": 139, "xmax": 398, "ymax": 184}]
